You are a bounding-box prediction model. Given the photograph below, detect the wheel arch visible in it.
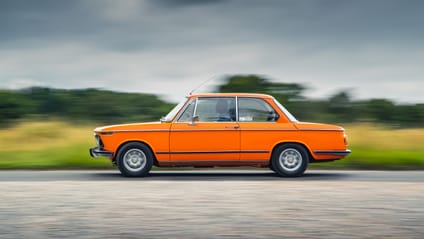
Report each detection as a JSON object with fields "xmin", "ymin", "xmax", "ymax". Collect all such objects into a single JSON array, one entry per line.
[
  {"xmin": 271, "ymin": 141, "xmax": 314, "ymax": 163},
  {"xmin": 114, "ymin": 140, "xmax": 158, "ymax": 166}
]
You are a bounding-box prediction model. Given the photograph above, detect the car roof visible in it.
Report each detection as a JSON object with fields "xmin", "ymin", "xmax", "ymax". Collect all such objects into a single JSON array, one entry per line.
[{"xmin": 188, "ymin": 93, "xmax": 274, "ymax": 99}]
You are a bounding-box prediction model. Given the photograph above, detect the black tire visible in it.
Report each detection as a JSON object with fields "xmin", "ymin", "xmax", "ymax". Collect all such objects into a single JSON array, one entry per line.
[
  {"xmin": 116, "ymin": 142, "xmax": 153, "ymax": 177},
  {"xmin": 269, "ymin": 163, "xmax": 276, "ymax": 172},
  {"xmin": 271, "ymin": 143, "xmax": 308, "ymax": 177}
]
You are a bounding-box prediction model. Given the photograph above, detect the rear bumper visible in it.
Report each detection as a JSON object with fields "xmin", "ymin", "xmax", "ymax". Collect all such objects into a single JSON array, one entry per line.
[
  {"xmin": 89, "ymin": 147, "xmax": 113, "ymax": 158},
  {"xmin": 314, "ymin": 149, "xmax": 351, "ymax": 157}
]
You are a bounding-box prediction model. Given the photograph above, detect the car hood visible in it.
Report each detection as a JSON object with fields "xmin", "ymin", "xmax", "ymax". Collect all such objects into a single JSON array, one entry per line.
[
  {"xmin": 94, "ymin": 121, "xmax": 170, "ymax": 133},
  {"xmin": 294, "ymin": 122, "xmax": 344, "ymax": 131}
]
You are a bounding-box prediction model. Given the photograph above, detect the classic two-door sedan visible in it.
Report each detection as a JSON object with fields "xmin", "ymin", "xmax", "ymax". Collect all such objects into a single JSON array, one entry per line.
[{"xmin": 90, "ymin": 93, "xmax": 350, "ymax": 177}]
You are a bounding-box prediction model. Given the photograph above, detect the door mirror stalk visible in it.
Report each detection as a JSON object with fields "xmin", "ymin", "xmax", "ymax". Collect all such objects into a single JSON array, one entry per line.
[{"xmin": 189, "ymin": 116, "xmax": 199, "ymax": 126}]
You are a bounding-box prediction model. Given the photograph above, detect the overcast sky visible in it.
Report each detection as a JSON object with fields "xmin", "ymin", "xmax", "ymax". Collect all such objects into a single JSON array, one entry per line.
[{"xmin": 1, "ymin": 0, "xmax": 423, "ymax": 103}]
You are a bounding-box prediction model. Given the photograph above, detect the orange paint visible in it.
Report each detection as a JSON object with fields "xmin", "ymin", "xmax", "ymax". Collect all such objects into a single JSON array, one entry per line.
[{"xmin": 90, "ymin": 93, "xmax": 350, "ymax": 177}]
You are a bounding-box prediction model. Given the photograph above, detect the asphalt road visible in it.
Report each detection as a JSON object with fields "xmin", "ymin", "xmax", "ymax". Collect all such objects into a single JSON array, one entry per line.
[{"xmin": 1, "ymin": 170, "xmax": 423, "ymax": 238}]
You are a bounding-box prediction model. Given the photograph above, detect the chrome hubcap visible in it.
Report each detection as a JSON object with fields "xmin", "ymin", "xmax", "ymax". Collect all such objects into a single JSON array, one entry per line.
[
  {"xmin": 279, "ymin": 148, "xmax": 302, "ymax": 172},
  {"xmin": 123, "ymin": 149, "xmax": 146, "ymax": 172}
]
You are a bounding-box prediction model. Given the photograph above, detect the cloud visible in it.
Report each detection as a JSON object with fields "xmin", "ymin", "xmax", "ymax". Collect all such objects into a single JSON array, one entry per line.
[
  {"xmin": 0, "ymin": 0, "xmax": 423, "ymax": 103},
  {"xmin": 151, "ymin": 0, "xmax": 226, "ymax": 8}
]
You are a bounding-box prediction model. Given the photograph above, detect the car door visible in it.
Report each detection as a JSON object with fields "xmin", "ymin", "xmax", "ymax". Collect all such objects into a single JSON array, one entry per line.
[
  {"xmin": 169, "ymin": 97, "xmax": 240, "ymax": 163},
  {"xmin": 237, "ymin": 97, "xmax": 296, "ymax": 162}
]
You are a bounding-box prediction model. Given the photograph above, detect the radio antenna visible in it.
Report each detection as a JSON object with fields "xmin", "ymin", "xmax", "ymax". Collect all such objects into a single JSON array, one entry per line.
[{"xmin": 189, "ymin": 75, "xmax": 220, "ymax": 95}]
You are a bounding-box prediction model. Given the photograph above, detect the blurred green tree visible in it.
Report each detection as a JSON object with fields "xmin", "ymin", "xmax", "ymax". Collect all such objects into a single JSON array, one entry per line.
[
  {"xmin": 218, "ymin": 75, "xmax": 305, "ymax": 104},
  {"xmin": 0, "ymin": 75, "xmax": 423, "ymax": 127},
  {"xmin": 327, "ymin": 91, "xmax": 354, "ymax": 122}
]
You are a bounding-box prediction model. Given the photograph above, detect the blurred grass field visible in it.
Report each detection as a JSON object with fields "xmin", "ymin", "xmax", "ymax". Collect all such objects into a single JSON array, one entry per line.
[
  {"xmin": 313, "ymin": 124, "xmax": 424, "ymax": 169},
  {"xmin": 0, "ymin": 121, "xmax": 112, "ymax": 169},
  {"xmin": 0, "ymin": 120, "xmax": 423, "ymax": 169}
]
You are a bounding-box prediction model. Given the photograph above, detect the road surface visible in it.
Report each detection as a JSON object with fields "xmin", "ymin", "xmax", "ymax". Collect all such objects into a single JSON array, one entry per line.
[{"xmin": 0, "ymin": 170, "xmax": 423, "ymax": 238}]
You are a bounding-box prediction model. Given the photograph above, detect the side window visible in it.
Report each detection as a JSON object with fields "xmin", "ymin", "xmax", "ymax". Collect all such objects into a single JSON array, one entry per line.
[
  {"xmin": 238, "ymin": 98, "xmax": 279, "ymax": 122},
  {"xmin": 177, "ymin": 99, "xmax": 196, "ymax": 122},
  {"xmin": 195, "ymin": 97, "xmax": 236, "ymax": 122}
]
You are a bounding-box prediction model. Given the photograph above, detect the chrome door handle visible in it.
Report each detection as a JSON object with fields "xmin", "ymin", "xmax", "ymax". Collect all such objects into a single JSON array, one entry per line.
[{"xmin": 225, "ymin": 125, "xmax": 240, "ymax": 129}]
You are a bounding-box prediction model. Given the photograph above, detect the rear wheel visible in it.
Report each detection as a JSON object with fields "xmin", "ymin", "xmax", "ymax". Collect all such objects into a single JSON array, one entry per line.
[
  {"xmin": 117, "ymin": 142, "xmax": 153, "ymax": 177},
  {"xmin": 271, "ymin": 143, "xmax": 308, "ymax": 177}
]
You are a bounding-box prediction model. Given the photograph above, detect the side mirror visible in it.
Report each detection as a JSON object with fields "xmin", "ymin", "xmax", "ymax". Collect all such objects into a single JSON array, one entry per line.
[{"xmin": 189, "ymin": 115, "xmax": 199, "ymax": 126}]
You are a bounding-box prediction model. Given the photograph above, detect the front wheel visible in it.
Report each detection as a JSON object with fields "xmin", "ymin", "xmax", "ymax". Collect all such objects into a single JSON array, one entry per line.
[
  {"xmin": 116, "ymin": 142, "xmax": 153, "ymax": 177},
  {"xmin": 271, "ymin": 144, "xmax": 308, "ymax": 177}
]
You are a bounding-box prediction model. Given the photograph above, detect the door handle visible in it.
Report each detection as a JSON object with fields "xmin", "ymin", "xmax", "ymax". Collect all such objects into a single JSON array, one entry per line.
[{"xmin": 225, "ymin": 125, "xmax": 240, "ymax": 129}]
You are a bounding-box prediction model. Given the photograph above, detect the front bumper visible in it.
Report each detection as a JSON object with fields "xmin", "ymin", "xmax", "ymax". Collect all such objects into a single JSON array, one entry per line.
[{"xmin": 89, "ymin": 147, "xmax": 113, "ymax": 158}]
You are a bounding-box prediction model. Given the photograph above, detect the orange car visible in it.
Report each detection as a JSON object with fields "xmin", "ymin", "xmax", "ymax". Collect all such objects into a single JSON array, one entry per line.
[{"xmin": 90, "ymin": 93, "xmax": 350, "ymax": 177}]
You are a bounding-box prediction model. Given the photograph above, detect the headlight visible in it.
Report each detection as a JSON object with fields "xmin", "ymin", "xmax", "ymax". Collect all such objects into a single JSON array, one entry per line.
[{"xmin": 95, "ymin": 135, "xmax": 104, "ymax": 148}]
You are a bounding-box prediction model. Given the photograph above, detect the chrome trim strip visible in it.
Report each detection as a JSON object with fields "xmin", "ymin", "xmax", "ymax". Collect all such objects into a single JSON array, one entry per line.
[
  {"xmin": 95, "ymin": 129, "xmax": 169, "ymax": 133},
  {"xmin": 298, "ymin": 129, "xmax": 344, "ymax": 132},
  {"xmin": 160, "ymin": 160, "xmax": 269, "ymax": 164},
  {"xmin": 97, "ymin": 128, "xmax": 326, "ymax": 133},
  {"xmin": 314, "ymin": 149, "xmax": 351, "ymax": 156},
  {"xmin": 169, "ymin": 128, "xmax": 307, "ymax": 132},
  {"xmin": 180, "ymin": 96, "xmax": 238, "ymax": 123},
  {"xmin": 237, "ymin": 121, "xmax": 279, "ymax": 124},
  {"xmin": 238, "ymin": 128, "xmax": 297, "ymax": 131},
  {"xmin": 193, "ymin": 97, "xmax": 198, "ymax": 118},
  {"xmin": 96, "ymin": 128, "xmax": 341, "ymax": 133},
  {"xmin": 240, "ymin": 150, "xmax": 269, "ymax": 153},
  {"xmin": 171, "ymin": 128, "xmax": 240, "ymax": 132},
  {"xmin": 235, "ymin": 96, "xmax": 239, "ymax": 121},
  {"xmin": 156, "ymin": 150, "xmax": 269, "ymax": 155},
  {"xmin": 89, "ymin": 147, "xmax": 113, "ymax": 158},
  {"xmin": 171, "ymin": 128, "xmax": 341, "ymax": 132},
  {"xmin": 170, "ymin": 97, "xmax": 190, "ymax": 122}
]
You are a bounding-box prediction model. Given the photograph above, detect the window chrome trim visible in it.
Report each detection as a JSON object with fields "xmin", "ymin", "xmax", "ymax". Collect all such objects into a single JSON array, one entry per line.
[
  {"xmin": 237, "ymin": 97, "xmax": 280, "ymax": 122},
  {"xmin": 235, "ymin": 96, "xmax": 239, "ymax": 122},
  {"xmin": 175, "ymin": 98, "xmax": 196, "ymax": 122},
  {"xmin": 273, "ymin": 98, "xmax": 298, "ymax": 122},
  {"xmin": 193, "ymin": 97, "xmax": 198, "ymax": 118},
  {"xmin": 187, "ymin": 96, "xmax": 237, "ymax": 123},
  {"xmin": 162, "ymin": 98, "xmax": 189, "ymax": 122}
]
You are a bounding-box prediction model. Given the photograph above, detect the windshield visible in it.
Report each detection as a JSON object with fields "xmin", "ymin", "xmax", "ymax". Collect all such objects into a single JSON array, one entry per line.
[
  {"xmin": 161, "ymin": 98, "xmax": 188, "ymax": 122},
  {"xmin": 273, "ymin": 98, "xmax": 298, "ymax": 122}
]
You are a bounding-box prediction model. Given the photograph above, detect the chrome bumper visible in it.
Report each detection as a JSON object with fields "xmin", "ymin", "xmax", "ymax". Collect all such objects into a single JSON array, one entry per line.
[
  {"xmin": 89, "ymin": 147, "xmax": 113, "ymax": 158},
  {"xmin": 314, "ymin": 149, "xmax": 351, "ymax": 157}
]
